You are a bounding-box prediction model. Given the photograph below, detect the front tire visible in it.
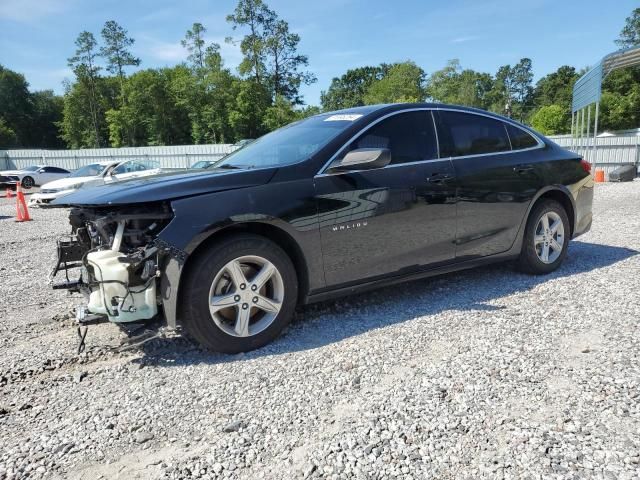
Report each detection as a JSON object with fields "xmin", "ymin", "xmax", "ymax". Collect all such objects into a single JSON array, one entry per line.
[
  {"xmin": 180, "ymin": 234, "xmax": 298, "ymax": 353},
  {"xmin": 518, "ymin": 199, "xmax": 569, "ymax": 274},
  {"xmin": 22, "ymin": 176, "xmax": 35, "ymax": 189}
]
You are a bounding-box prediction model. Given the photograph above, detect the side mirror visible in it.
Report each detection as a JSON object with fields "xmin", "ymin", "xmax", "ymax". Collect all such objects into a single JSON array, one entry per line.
[
  {"xmin": 37, "ymin": 168, "xmax": 45, "ymax": 173},
  {"xmin": 328, "ymin": 148, "xmax": 391, "ymax": 173}
]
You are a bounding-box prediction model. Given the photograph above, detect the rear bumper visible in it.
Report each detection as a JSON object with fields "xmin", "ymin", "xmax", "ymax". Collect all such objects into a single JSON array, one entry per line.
[{"xmin": 572, "ymin": 176, "xmax": 594, "ymax": 239}]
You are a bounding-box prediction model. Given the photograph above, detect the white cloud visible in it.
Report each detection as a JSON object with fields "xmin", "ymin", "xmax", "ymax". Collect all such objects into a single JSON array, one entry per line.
[
  {"xmin": 134, "ymin": 33, "xmax": 185, "ymax": 63},
  {"xmin": 451, "ymin": 35, "xmax": 481, "ymax": 44},
  {"xmin": 134, "ymin": 34, "xmax": 242, "ymax": 69},
  {"xmin": 0, "ymin": 0, "xmax": 71, "ymax": 22},
  {"xmin": 150, "ymin": 41, "xmax": 185, "ymax": 62}
]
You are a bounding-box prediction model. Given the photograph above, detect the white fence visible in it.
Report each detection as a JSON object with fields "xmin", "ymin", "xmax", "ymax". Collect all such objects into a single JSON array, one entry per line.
[
  {"xmin": 0, "ymin": 144, "xmax": 236, "ymax": 171},
  {"xmin": 548, "ymin": 134, "xmax": 640, "ymax": 175}
]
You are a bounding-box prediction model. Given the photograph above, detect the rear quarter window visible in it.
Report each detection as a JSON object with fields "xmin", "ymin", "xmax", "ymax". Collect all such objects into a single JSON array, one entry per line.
[{"xmin": 506, "ymin": 124, "xmax": 539, "ymax": 150}]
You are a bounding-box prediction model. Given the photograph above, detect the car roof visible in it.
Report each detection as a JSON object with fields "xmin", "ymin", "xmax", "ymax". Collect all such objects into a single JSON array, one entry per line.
[{"xmin": 322, "ymin": 102, "xmax": 533, "ymax": 131}]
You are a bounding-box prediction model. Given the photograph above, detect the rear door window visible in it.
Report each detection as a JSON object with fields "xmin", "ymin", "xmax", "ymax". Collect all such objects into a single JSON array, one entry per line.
[{"xmin": 437, "ymin": 111, "xmax": 511, "ymax": 157}]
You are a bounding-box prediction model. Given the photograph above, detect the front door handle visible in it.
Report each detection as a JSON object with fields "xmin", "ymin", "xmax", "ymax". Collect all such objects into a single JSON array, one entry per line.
[
  {"xmin": 426, "ymin": 173, "xmax": 452, "ymax": 183},
  {"xmin": 514, "ymin": 164, "xmax": 534, "ymax": 174}
]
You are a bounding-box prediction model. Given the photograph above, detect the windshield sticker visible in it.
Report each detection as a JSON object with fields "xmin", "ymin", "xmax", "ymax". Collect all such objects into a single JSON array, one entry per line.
[{"xmin": 324, "ymin": 114, "xmax": 363, "ymax": 122}]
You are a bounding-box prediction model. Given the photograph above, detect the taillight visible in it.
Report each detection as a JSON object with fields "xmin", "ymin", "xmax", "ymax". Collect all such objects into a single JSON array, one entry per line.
[{"xmin": 580, "ymin": 159, "xmax": 591, "ymax": 173}]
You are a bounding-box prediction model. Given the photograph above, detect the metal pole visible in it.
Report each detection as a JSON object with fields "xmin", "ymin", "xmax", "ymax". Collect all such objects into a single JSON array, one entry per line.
[
  {"xmin": 576, "ymin": 109, "xmax": 581, "ymax": 155},
  {"xmin": 576, "ymin": 109, "xmax": 583, "ymax": 154},
  {"xmin": 586, "ymin": 105, "xmax": 591, "ymax": 162},
  {"xmin": 581, "ymin": 108, "xmax": 586, "ymax": 156},
  {"xmin": 578, "ymin": 108, "xmax": 584, "ymax": 156},
  {"xmin": 592, "ymin": 101, "xmax": 599, "ymax": 171},
  {"xmin": 571, "ymin": 111, "xmax": 575, "ymax": 151}
]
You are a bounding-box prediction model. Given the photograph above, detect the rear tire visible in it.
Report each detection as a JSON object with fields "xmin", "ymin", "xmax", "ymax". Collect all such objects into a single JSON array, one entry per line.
[
  {"xmin": 517, "ymin": 199, "xmax": 570, "ymax": 274},
  {"xmin": 22, "ymin": 176, "xmax": 34, "ymax": 189},
  {"xmin": 180, "ymin": 234, "xmax": 298, "ymax": 353}
]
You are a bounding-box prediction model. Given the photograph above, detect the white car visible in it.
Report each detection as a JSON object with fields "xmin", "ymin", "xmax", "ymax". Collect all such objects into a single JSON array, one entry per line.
[
  {"xmin": 29, "ymin": 159, "xmax": 162, "ymax": 207},
  {"xmin": 0, "ymin": 165, "xmax": 71, "ymax": 188}
]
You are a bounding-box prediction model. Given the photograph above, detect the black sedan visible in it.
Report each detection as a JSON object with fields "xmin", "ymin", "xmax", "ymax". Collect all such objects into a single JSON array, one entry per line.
[
  {"xmin": 0, "ymin": 174, "xmax": 19, "ymax": 190},
  {"xmin": 51, "ymin": 104, "xmax": 593, "ymax": 353}
]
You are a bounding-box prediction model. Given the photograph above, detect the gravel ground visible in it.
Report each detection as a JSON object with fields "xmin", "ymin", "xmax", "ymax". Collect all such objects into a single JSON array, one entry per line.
[{"xmin": 0, "ymin": 182, "xmax": 639, "ymax": 480}]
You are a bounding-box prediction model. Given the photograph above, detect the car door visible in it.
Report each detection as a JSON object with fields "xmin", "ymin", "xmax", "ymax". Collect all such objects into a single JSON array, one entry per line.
[
  {"xmin": 36, "ymin": 167, "xmax": 58, "ymax": 184},
  {"xmin": 43, "ymin": 167, "xmax": 70, "ymax": 183},
  {"xmin": 314, "ymin": 110, "xmax": 457, "ymax": 288},
  {"xmin": 435, "ymin": 110, "xmax": 545, "ymax": 259}
]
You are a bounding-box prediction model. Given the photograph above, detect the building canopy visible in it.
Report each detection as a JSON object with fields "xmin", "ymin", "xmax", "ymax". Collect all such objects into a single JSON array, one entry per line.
[{"xmin": 572, "ymin": 46, "xmax": 640, "ymax": 112}]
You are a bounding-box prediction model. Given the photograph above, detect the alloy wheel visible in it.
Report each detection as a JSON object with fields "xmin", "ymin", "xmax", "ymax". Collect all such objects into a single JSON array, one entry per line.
[
  {"xmin": 534, "ymin": 211, "xmax": 564, "ymax": 264},
  {"xmin": 208, "ymin": 255, "xmax": 284, "ymax": 337}
]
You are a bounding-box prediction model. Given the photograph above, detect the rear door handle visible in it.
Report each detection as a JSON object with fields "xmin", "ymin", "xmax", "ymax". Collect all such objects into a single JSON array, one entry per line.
[
  {"xmin": 426, "ymin": 173, "xmax": 453, "ymax": 183},
  {"xmin": 514, "ymin": 164, "xmax": 534, "ymax": 174}
]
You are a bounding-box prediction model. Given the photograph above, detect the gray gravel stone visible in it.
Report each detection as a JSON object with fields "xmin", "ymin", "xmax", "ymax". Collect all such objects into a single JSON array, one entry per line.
[{"xmin": 134, "ymin": 432, "xmax": 154, "ymax": 444}]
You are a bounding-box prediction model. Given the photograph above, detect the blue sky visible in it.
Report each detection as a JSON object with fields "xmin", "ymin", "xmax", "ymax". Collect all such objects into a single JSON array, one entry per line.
[{"xmin": 0, "ymin": 0, "xmax": 637, "ymax": 105}]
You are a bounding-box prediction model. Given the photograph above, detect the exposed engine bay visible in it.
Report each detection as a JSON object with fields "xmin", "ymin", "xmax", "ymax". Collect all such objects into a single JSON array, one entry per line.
[{"xmin": 51, "ymin": 203, "xmax": 174, "ymax": 325}]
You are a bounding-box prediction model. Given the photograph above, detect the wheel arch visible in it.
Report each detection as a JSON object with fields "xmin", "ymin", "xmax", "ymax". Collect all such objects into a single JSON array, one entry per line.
[
  {"xmin": 529, "ymin": 186, "xmax": 576, "ymax": 238},
  {"xmin": 180, "ymin": 222, "xmax": 310, "ymax": 305},
  {"xmin": 507, "ymin": 185, "xmax": 577, "ymax": 259}
]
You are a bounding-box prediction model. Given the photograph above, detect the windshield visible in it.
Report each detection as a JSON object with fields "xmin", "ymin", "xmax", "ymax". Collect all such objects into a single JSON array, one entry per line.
[
  {"xmin": 23, "ymin": 165, "xmax": 40, "ymax": 172},
  {"xmin": 112, "ymin": 159, "xmax": 160, "ymax": 175},
  {"xmin": 70, "ymin": 163, "xmax": 108, "ymax": 178},
  {"xmin": 190, "ymin": 160, "xmax": 216, "ymax": 169},
  {"xmin": 214, "ymin": 114, "xmax": 361, "ymax": 169}
]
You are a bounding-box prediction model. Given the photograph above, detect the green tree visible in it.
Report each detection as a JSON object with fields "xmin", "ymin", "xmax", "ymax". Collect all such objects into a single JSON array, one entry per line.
[
  {"xmin": 198, "ymin": 47, "xmax": 238, "ymax": 143},
  {"xmin": 363, "ymin": 61, "xmax": 425, "ymax": 104},
  {"xmin": 489, "ymin": 58, "xmax": 533, "ymax": 120},
  {"xmin": 262, "ymin": 94, "xmax": 297, "ymax": 130},
  {"xmin": 227, "ymin": 0, "xmax": 314, "ymax": 103},
  {"xmin": 105, "ymin": 67, "xmax": 192, "ymax": 147},
  {"xmin": 60, "ymin": 76, "xmax": 118, "ymax": 148},
  {"xmin": 67, "ymin": 31, "xmax": 103, "ymax": 147},
  {"xmin": 616, "ymin": 7, "xmax": 640, "ymax": 48},
  {"xmin": 599, "ymin": 67, "xmax": 640, "ymax": 131},
  {"xmin": 263, "ymin": 17, "xmax": 315, "ymax": 103},
  {"xmin": 100, "ymin": 20, "xmax": 140, "ymax": 116},
  {"xmin": 320, "ymin": 66, "xmax": 384, "ymax": 111},
  {"xmin": 511, "ymin": 58, "xmax": 534, "ymax": 119},
  {"xmin": 427, "ymin": 59, "xmax": 493, "ymax": 109},
  {"xmin": 229, "ymin": 79, "xmax": 271, "ymax": 139},
  {"xmin": 0, "ymin": 65, "xmax": 33, "ymax": 146},
  {"xmin": 30, "ymin": 90, "xmax": 64, "ymax": 148},
  {"xmin": 533, "ymin": 65, "xmax": 579, "ymax": 111},
  {"xmin": 530, "ymin": 105, "xmax": 567, "ymax": 135},
  {"xmin": 181, "ymin": 23, "xmax": 208, "ymax": 71},
  {"xmin": 173, "ymin": 38, "xmax": 239, "ymax": 144},
  {"xmin": 226, "ymin": 0, "xmax": 274, "ymax": 85},
  {"xmin": 0, "ymin": 118, "xmax": 17, "ymax": 147}
]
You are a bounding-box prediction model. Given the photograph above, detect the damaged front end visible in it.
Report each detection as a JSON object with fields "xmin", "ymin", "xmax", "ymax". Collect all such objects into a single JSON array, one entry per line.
[{"xmin": 51, "ymin": 203, "xmax": 175, "ymax": 327}]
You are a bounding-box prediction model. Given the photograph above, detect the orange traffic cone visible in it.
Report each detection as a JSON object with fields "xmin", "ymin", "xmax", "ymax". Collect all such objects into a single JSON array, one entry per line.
[
  {"xmin": 15, "ymin": 182, "xmax": 31, "ymax": 222},
  {"xmin": 5, "ymin": 188, "xmax": 13, "ymax": 199},
  {"xmin": 594, "ymin": 170, "xmax": 605, "ymax": 183}
]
